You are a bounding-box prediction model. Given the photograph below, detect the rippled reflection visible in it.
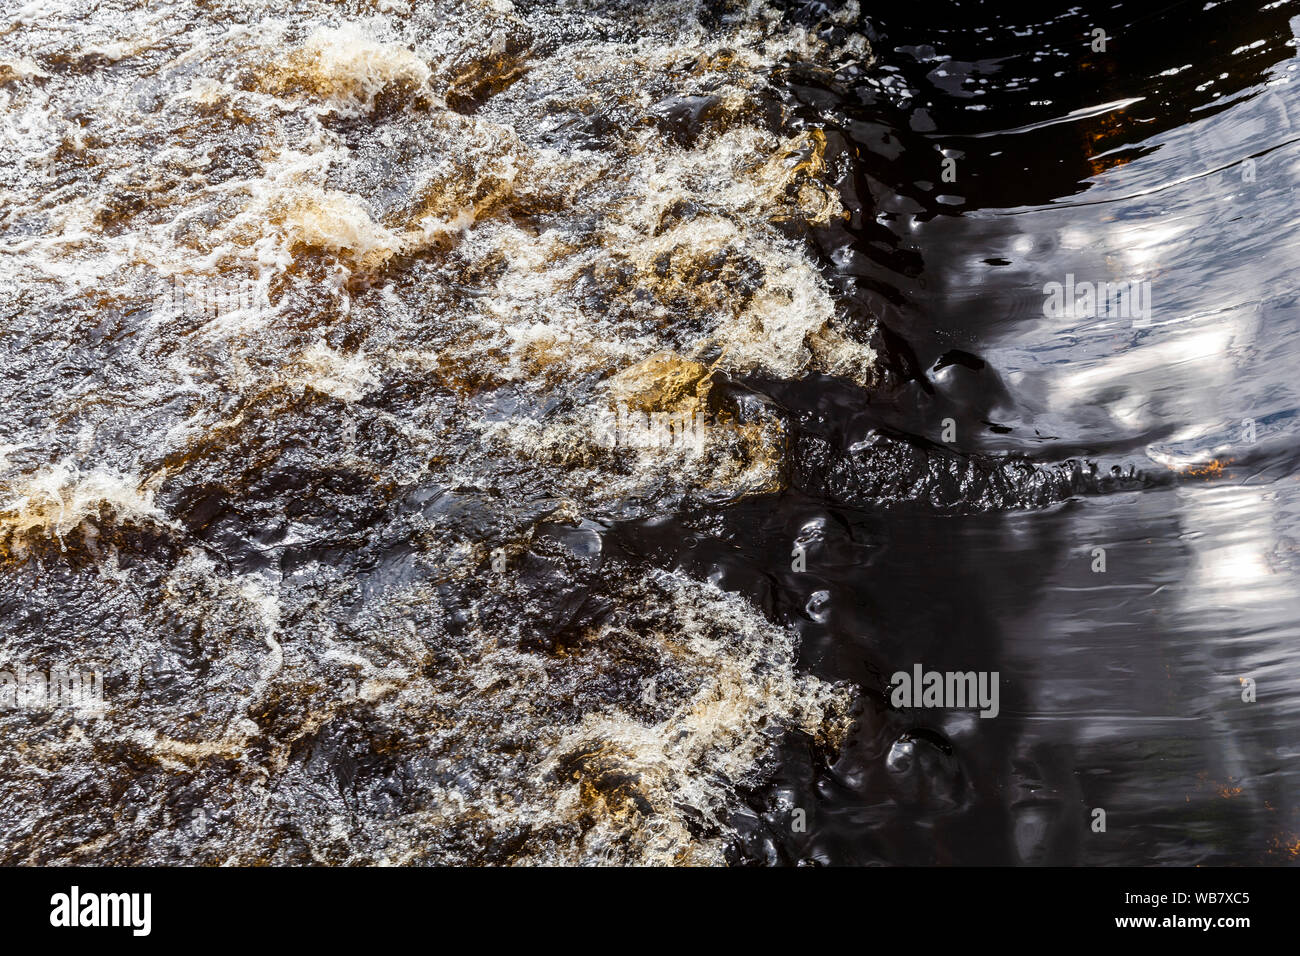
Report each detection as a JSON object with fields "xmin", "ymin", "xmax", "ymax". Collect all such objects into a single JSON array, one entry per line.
[{"xmin": 714, "ymin": 0, "xmax": 1300, "ymax": 864}]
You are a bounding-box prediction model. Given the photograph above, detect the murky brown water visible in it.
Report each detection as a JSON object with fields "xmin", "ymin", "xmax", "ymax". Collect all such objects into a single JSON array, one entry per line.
[
  {"xmin": 0, "ymin": 0, "xmax": 882, "ymax": 865},
  {"xmin": 1, "ymin": 0, "xmax": 1297, "ymax": 866}
]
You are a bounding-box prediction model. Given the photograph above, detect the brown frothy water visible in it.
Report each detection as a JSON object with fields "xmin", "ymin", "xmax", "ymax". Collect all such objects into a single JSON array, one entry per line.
[{"xmin": 0, "ymin": 1, "xmax": 874, "ymax": 863}]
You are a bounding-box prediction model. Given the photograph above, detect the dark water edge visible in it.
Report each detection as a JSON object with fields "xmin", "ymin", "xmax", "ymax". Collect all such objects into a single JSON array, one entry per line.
[{"xmin": 677, "ymin": 0, "xmax": 1300, "ymax": 865}]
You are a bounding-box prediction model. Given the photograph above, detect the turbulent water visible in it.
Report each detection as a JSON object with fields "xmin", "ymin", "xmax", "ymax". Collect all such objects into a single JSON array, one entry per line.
[{"xmin": 1, "ymin": 0, "xmax": 1298, "ymax": 865}]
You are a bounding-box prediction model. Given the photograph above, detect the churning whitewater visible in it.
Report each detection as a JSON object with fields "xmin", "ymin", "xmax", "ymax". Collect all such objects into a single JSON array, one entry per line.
[{"xmin": 0, "ymin": 0, "xmax": 880, "ymax": 864}]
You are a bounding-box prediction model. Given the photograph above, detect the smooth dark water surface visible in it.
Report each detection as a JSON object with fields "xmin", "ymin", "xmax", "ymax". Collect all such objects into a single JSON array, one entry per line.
[{"xmin": 688, "ymin": 0, "xmax": 1300, "ymax": 865}]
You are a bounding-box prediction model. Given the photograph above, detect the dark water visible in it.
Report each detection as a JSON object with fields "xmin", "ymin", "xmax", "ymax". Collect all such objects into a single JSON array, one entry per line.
[
  {"xmin": 1, "ymin": 0, "xmax": 1297, "ymax": 865},
  {"xmin": 677, "ymin": 0, "xmax": 1300, "ymax": 865}
]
